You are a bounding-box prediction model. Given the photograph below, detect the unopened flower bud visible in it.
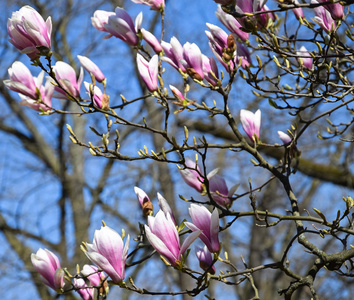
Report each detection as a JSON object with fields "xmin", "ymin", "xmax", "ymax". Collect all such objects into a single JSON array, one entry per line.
[{"xmin": 226, "ymin": 34, "xmax": 236, "ymax": 53}]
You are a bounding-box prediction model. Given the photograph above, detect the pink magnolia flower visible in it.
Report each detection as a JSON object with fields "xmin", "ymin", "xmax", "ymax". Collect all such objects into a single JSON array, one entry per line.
[
  {"xmin": 278, "ymin": 131, "xmax": 292, "ymax": 144},
  {"xmin": 215, "ymin": 5, "xmax": 249, "ymax": 41},
  {"xmin": 207, "ymin": 169, "xmax": 231, "ymax": 207},
  {"xmin": 179, "ymin": 157, "xmax": 204, "ymax": 193},
  {"xmin": 234, "ymin": 0, "xmax": 274, "ymax": 30},
  {"xmin": 4, "ymin": 61, "xmax": 40, "ymax": 99},
  {"xmin": 141, "ymin": 29, "xmax": 162, "ymax": 54},
  {"xmin": 31, "ymin": 248, "xmax": 65, "ymax": 292},
  {"xmin": 240, "ymin": 109, "xmax": 261, "ymax": 142},
  {"xmin": 185, "ymin": 204, "xmax": 220, "ymax": 253},
  {"xmin": 136, "ymin": 54, "xmax": 159, "ymax": 92},
  {"xmin": 131, "ymin": 0, "xmax": 165, "ymax": 11},
  {"xmin": 77, "ymin": 55, "xmax": 105, "ymax": 82},
  {"xmin": 84, "ymin": 82, "xmax": 105, "ymax": 108},
  {"xmin": 202, "ymin": 55, "xmax": 220, "ymax": 86},
  {"xmin": 161, "ymin": 37, "xmax": 186, "ymax": 72},
  {"xmin": 206, "ymin": 23, "xmax": 251, "ymax": 71},
  {"xmin": 52, "ymin": 61, "xmax": 83, "ymax": 99},
  {"xmin": 291, "ymin": 0, "xmax": 304, "ymax": 20},
  {"xmin": 7, "ymin": 6, "xmax": 52, "ymax": 59},
  {"xmin": 145, "ymin": 210, "xmax": 201, "ymax": 267},
  {"xmin": 104, "ymin": 7, "xmax": 140, "ymax": 46},
  {"xmin": 84, "ymin": 226, "xmax": 129, "ymax": 284},
  {"xmin": 74, "ymin": 278, "xmax": 95, "ymax": 300},
  {"xmin": 195, "ymin": 245, "xmax": 216, "ymax": 274},
  {"xmin": 4, "ymin": 61, "xmax": 53, "ymax": 111},
  {"xmin": 312, "ymin": 0, "xmax": 336, "ymax": 33},
  {"xmin": 134, "ymin": 186, "xmax": 153, "ymax": 216},
  {"xmin": 169, "ymin": 85, "xmax": 185, "ymax": 102},
  {"xmin": 91, "ymin": 10, "xmax": 115, "ymax": 34},
  {"xmin": 296, "ymin": 46, "xmax": 313, "ymax": 70},
  {"xmin": 181, "ymin": 42, "xmax": 204, "ymax": 80},
  {"xmin": 318, "ymin": 0, "xmax": 343, "ymax": 20},
  {"xmin": 74, "ymin": 265, "xmax": 106, "ymax": 300}
]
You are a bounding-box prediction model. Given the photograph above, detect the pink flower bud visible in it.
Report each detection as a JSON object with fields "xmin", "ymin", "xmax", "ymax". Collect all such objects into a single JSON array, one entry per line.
[
  {"xmin": 179, "ymin": 158, "xmax": 204, "ymax": 192},
  {"xmin": 202, "ymin": 55, "xmax": 220, "ymax": 86},
  {"xmin": 278, "ymin": 131, "xmax": 292, "ymax": 144},
  {"xmin": 74, "ymin": 278, "xmax": 95, "ymax": 300},
  {"xmin": 145, "ymin": 210, "xmax": 201, "ymax": 266},
  {"xmin": 169, "ymin": 85, "xmax": 185, "ymax": 102},
  {"xmin": 318, "ymin": 0, "xmax": 344, "ymax": 20},
  {"xmin": 240, "ymin": 109, "xmax": 261, "ymax": 142},
  {"xmin": 207, "ymin": 169, "xmax": 231, "ymax": 207},
  {"xmin": 52, "ymin": 61, "xmax": 83, "ymax": 99},
  {"xmin": 91, "ymin": 10, "xmax": 115, "ymax": 35},
  {"xmin": 84, "ymin": 82, "xmax": 105, "ymax": 108},
  {"xmin": 141, "ymin": 29, "xmax": 163, "ymax": 54},
  {"xmin": 185, "ymin": 204, "xmax": 220, "ymax": 253},
  {"xmin": 31, "ymin": 248, "xmax": 65, "ymax": 292},
  {"xmin": 77, "ymin": 55, "xmax": 105, "ymax": 82},
  {"xmin": 131, "ymin": 0, "xmax": 165, "ymax": 11},
  {"xmin": 7, "ymin": 6, "xmax": 52, "ymax": 59},
  {"xmin": 104, "ymin": 7, "xmax": 140, "ymax": 46},
  {"xmin": 215, "ymin": 5, "xmax": 249, "ymax": 41},
  {"xmin": 134, "ymin": 186, "xmax": 153, "ymax": 216},
  {"xmin": 85, "ymin": 226, "xmax": 129, "ymax": 284},
  {"xmin": 312, "ymin": 0, "xmax": 336, "ymax": 33},
  {"xmin": 296, "ymin": 46, "xmax": 313, "ymax": 70},
  {"xmin": 161, "ymin": 37, "xmax": 186, "ymax": 72},
  {"xmin": 182, "ymin": 42, "xmax": 204, "ymax": 80},
  {"xmin": 195, "ymin": 245, "xmax": 216, "ymax": 274},
  {"xmin": 136, "ymin": 54, "xmax": 159, "ymax": 92}
]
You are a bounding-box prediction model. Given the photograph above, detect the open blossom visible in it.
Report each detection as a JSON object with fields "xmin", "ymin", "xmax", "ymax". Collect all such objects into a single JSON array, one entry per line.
[
  {"xmin": 145, "ymin": 210, "xmax": 201, "ymax": 266},
  {"xmin": 84, "ymin": 226, "xmax": 129, "ymax": 284},
  {"xmin": 137, "ymin": 54, "xmax": 159, "ymax": 92},
  {"xmin": 131, "ymin": 0, "xmax": 165, "ymax": 11},
  {"xmin": 312, "ymin": 0, "xmax": 336, "ymax": 33},
  {"xmin": 92, "ymin": 7, "xmax": 140, "ymax": 46},
  {"xmin": 297, "ymin": 46, "xmax": 313, "ymax": 69},
  {"xmin": 179, "ymin": 157, "xmax": 204, "ymax": 193},
  {"xmin": 134, "ymin": 186, "xmax": 153, "ymax": 216},
  {"xmin": 7, "ymin": 6, "xmax": 52, "ymax": 59},
  {"xmin": 31, "ymin": 248, "xmax": 65, "ymax": 292},
  {"xmin": 215, "ymin": 5, "xmax": 249, "ymax": 41},
  {"xmin": 240, "ymin": 109, "xmax": 261, "ymax": 142},
  {"xmin": 196, "ymin": 245, "xmax": 216, "ymax": 274},
  {"xmin": 77, "ymin": 55, "xmax": 105, "ymax": 83},
  {"xmin": 52, "ymin": 61, "xmax": 83, "ymax": 99},
  {"xmin": 185, "ymin": 204, "xmax": 220, "ymax": 253},
  {"xmin": 4, "ymin": 61, "xmax": 53, "ymax": 111},
  {"xmin": 141, "ymin": 29, "xmax": 162, "ymax": 53}
]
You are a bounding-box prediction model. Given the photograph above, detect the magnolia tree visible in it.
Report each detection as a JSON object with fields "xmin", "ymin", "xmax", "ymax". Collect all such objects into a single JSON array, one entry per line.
[{"xmin": 2, "ymin": 0, "xmax": 354, "ymax": 299}]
